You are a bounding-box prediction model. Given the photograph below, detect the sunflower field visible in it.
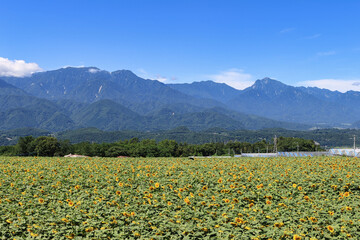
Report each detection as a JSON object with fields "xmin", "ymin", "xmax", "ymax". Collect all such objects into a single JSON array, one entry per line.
[{"xmin": 1, "ymin": 156, "xmax": 359, "ymax": 239}]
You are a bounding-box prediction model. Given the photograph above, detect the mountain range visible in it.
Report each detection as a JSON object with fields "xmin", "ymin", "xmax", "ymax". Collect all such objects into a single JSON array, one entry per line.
[
  {"xmin": 169, "ymin": 78, "xmax": 360, "ymax": 125},
  {"xmin": 0, "ymin": 67, "xmax": 359, "ymax": 132}
]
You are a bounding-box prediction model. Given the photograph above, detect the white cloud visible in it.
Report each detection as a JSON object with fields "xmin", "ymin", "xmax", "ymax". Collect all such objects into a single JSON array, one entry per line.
[
  {"xmin": 298, "ymin": 79, "xmax": 360, "ymax": 93},
  {"xmin": 156, "ymin": 75, "xmax": 168, "ymax": 83},
  {"xmin": 207, "ymin": 69, "xmax": 254, "ymax": 90},
  {"xmin": 89, "ymin": 68, "xmax": 100, "ymax": 73},
  {"xmin": 305, "ymin": 33, "xmax": 321, "ymax": 39},
  {"xmin": 316, "ymin": 51, "xmax": 336, "ymax": 56},
  {"xmin": 135, "ymin": 68, "xmax": 171, "ymax": 83},
  {"xmin": 61, "ymin": 65, "xmax": 85, "ymax": 69},
  {"xmin": 0, "ymin": 57, "xmax": 42, "ymax": 77}
]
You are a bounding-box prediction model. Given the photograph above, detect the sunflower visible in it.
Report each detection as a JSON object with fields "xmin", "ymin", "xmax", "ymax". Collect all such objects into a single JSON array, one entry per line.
[
  {"xmin": 327, "ymin": 225, "xmax": 334, "ymax": 233},
  {"xmin": 235, "ymin": 217, "xmax": 244, "ymax": 224},
  {"xmin": 223, "ymin": 199, "xmax": 230, "ymax": 203},
  {"xmin": 293, "ymin": 235, "xmax": 302, "ymax": 240},
  {"xmin": 116, "ymin": 190, "xmax": 122, "ymax": 196},
  {"xmin": 274, "ymin": 222, "xmax": 284, "ymax": 228},
  {"xmin": 38, "ymin": 198, "xmax": 44, "ymax": 204},
  {"xmin": 65, "ymin": 234, "xmax": 74, "ymax": 239}
]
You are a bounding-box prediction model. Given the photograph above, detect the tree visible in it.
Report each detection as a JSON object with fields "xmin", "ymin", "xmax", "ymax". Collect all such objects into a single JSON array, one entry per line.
[
  {"xmin": 57, "ymin": 140, "xmax": 73, "ymax": 156},
  {"xmin": 73, "ymin": 142, "xmax": 94, "ymax": 156},
  {"xmin": 105, "ymin": 145, "xmax": 129, "ymax": 157},
  {"xmin": 16, "ymin": 136, "xmax": 35, "ymax": 156},
  {"xmin": 158, "ymin": 140, "xmax": 178, "ymax": 157},
  {"xmin": 0, "ymin": 146, "xmax": 16, "ymax": 156},
  {"xmin": 33, "ymin": 136, "xmax": 60, "ymax": 157}
]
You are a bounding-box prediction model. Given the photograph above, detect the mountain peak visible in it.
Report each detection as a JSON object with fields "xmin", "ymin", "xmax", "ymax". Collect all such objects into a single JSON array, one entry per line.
[
  {"xmin": 257, "ymin": 77, "xmax": 283, "ymax": 84},
  {"xmin": 261, "ymin": 77, "xmax": 273, "ymax": 82},
  {"xmin": 111, "ymin": 69, "xmax": 138, "ymax": 78},
  {"xmin": 38, "ymin": 66, "xmax": 107, "ymax": 76},
  {"xmin": 60, "ymin": 66, "xmax": 99, "ymax": 71},
  {"xmin": 251, "ymin": 78, "xmax": 288, "ymax": 90}
]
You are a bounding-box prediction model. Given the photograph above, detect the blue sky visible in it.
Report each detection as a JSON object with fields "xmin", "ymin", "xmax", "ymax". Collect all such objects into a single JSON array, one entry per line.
[{"xmin": 1, "ymin": 0, "xmax": 360, "ymax": 92}]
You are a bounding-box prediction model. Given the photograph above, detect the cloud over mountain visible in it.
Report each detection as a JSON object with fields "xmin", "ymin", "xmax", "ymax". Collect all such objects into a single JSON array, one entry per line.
[
  {"xmin": 0, "ymin": 57, "xmax": 42, "ymax": 77},
  {"xmin": 207, "ymin": 68, "xmax": 254, "ymax": 90},
  {"xmin": 298, "ymin": 79, "xmax": 360, "ymax": 93}
]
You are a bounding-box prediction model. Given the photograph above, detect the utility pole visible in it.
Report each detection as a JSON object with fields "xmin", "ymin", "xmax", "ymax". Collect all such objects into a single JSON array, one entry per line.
[
  {"xmin": 354, "ymin": 135, "xmax": 356, "ymax": 157},
  {"xmin": 296, "ymin": 143, "xmax": 299, "ymax": 154},
  {"xmin": 274, "ymin": 135, "xmax": 277, "ymax": 153}
]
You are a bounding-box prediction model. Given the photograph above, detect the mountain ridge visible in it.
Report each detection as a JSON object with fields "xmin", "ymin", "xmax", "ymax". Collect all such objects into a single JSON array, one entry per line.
[
  {"xmin": 170, "ymin": 77, "xmax": 360, "ymax": 126},
  {"xmin": 1, "ymin": 67, "xmax": 360, "ymax": 132}
]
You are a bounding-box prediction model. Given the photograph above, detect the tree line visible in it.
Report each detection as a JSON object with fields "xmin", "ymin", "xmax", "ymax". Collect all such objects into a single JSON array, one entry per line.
[{"xmin": 0, "ymin": 135, "xmax": 321, "ymax": 157}]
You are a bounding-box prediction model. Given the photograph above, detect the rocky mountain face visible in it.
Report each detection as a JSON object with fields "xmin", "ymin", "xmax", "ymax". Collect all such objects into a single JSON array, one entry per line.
[
  {"xmin": 1, "ymin": 67, "xmax": 359, "ymax": 132},
  {"xmin": 2, "ymin": 67, "xmax": 223, "ymax": 114},
  {"xmin": 170, "ymin": 77, "xmax": 360, "ymax": 126}
]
